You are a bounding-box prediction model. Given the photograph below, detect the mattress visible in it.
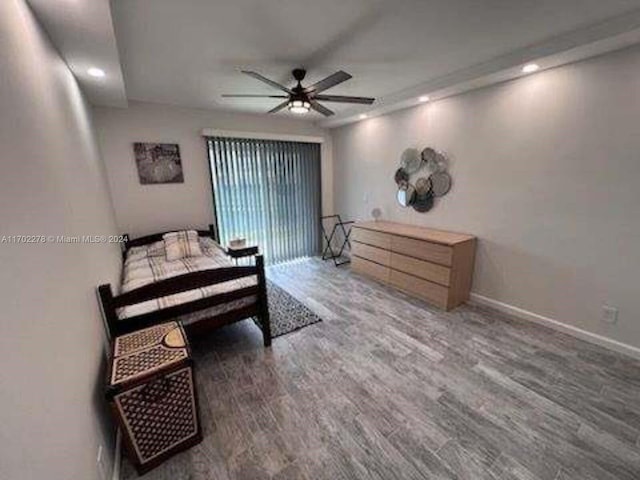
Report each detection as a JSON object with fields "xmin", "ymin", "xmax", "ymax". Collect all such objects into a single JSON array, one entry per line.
[{"xmin": 117, "ymin": 237, "xmax": 257, "ymax": 325}]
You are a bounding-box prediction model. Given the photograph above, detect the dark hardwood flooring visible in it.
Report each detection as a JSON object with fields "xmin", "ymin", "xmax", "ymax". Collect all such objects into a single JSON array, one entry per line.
[{"xmin": 123, "ymin": 258, "xmax": 640, "ymax": 480}]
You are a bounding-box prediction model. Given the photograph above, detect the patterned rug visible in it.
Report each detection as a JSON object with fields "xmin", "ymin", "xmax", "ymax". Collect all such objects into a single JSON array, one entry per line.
[{"xmin": 257, "ymin": 280, "xmax": 322, "ymax": 338}]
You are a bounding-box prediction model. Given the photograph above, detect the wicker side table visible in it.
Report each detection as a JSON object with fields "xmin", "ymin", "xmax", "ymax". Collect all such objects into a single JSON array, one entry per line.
[{"xmin": 106, "ymin": 322, "xmax": 202, "ymax": 474}]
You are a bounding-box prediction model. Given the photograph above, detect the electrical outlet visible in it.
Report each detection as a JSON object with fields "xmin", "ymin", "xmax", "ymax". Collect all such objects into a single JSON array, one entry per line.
[
  {"xmin": 97, "ymin": 445, "xmax": 107, "ymax": 480},
  {"xmin": 602, "ymin": 305, "xmax": 618, "ymax": 324}
]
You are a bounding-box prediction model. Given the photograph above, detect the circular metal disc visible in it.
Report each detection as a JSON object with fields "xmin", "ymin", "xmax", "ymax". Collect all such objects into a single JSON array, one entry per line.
[
  {"xmin": 434, "ymin": 152, "xmax": 449, "ymax": 172},
  {"xmin": 414, "ymin": 176, "xmax": 432, "ymax": 196},
  {"xmin": 394, "ymin": 167, "xmax": 409, "ymax": 185},
  {"xmin": 421, "ymin": 147, "xmax": 437, "ymax": 164},
  {"xmin": 412, "ymin": 191, "xmax": 434, "ymax": 213},
  {"xmin": 396, "ymin": 183, "xmax": 416, "ymax": 207},
  {"xmin": 430, "ymin": 171, "xmax": 452, "ymax": 197},
  {"xmin": 401, "ymin": 148, "xmax": 422, "ymax": 174},
  {"xmin": 422, "ymin": 148, "xmax": 441, "ymax": 175}
]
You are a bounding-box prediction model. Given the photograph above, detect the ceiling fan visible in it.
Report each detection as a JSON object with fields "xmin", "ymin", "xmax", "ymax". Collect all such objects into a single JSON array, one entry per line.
[{"xmin": 222, "ymin": 68, "xmax": 375, "ymax": 116}]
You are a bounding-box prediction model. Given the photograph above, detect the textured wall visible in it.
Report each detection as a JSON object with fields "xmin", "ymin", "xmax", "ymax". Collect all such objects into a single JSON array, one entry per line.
[
  {"xmin": 332, "ymin": 45, "xmax": 640, "ymax": 350},
  {"xmin": 94, "ymin": 101, "xmax": 333, "ymax": 238},
  {"xmin": 0, "ymin": 1, "xmax": 121, "ymax": 478}
]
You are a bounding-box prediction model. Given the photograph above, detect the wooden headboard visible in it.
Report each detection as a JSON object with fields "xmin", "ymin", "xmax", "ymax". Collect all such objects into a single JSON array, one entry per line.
[{"xmin": 122, "ymin": 224, "xmax": 218, "ymax": 252}]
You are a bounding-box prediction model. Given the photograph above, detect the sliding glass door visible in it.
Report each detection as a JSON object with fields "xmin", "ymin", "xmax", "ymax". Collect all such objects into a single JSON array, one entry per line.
[{"xmin": 207, "ymin": 137, "xmax": 321, "ymax": 265}]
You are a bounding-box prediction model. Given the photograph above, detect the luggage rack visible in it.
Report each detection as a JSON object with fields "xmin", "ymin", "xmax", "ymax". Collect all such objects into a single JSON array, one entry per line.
[{"xmin": 321, "ymin": 214, "xmax": 354, "ymax": 267}]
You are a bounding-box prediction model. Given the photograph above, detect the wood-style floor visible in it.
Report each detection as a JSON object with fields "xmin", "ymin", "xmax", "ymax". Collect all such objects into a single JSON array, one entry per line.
[{"xmin": 123, "ymin": 258, "xmax": 640, "ymax": 480}]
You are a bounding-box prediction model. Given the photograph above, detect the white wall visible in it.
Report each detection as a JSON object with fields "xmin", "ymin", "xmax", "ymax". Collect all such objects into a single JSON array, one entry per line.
[
  {"xmin": 94, "ymin": 101, "xmax": 333, "ymax": 238},
  {"xmin": 0, "ymin": 1, "xmax": 121, "ymax": 479},
  {"xmin": 332, "ymin": 45, "xmax": 640, "ymax": 351}
]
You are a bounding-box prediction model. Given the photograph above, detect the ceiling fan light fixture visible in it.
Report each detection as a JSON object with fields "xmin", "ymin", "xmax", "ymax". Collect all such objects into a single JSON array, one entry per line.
[
  {"xmin": 288, "ymin": 99, "xmax": 310, "ymax": 114},
  {"xmin": 225, "ymin": 69, "xmax": 374, "ymax": 116}
]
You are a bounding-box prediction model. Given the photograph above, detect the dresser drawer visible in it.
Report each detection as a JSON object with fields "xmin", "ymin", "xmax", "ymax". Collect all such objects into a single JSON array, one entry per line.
[
  {"xmin": 389, "ymin": 270, "xmax": 449, "ymax": 308},
  {"xmin": 351, "ymin": 227, "xmax": 392, "ymax": 250},
  {"xmin": 391, "ymin": 235, "xmax": 453, "ymax": 266},
  {"xmin": 352, "ymin": 241, "xmax": 391, "ymax": 266},
  {"xmin": 352, "ymin": 255, "xmax": 390, "ymax": 283},
  {"xmin": 350, "ymin": 221, "xmax": 475, "ymax": 311},
  {"xmin": 390, "ymin": 252, "xmax": 451, "ymax": 286}
]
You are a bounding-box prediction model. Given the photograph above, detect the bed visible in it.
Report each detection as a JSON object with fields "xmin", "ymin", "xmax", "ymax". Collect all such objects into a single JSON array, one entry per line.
[{"xmin": 98, "ymin": 225, "xmax": 271, "ymax": 346}]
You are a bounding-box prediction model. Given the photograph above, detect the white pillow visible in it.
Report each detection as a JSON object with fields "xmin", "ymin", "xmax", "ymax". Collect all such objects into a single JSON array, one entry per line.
[{"xmin": 163, "ymin": 230, "xmax": 203, "ymax": 261}]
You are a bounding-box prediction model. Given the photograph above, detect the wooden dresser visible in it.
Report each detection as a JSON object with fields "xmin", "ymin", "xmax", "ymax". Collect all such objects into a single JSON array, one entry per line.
[{"xmin": 350, "ymin": 221, "xmax": 476, "ymax": 310}]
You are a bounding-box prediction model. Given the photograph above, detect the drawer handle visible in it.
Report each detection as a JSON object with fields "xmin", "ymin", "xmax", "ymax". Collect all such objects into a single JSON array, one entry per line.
[{"xmin": 140, "ymin": 377, "xmax": 173, "ymax": 404}]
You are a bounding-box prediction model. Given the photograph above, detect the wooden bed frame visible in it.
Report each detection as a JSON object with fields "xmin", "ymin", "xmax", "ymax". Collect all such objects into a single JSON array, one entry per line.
[{"xmin": 98, "ymin": 225, "xmax": 271, "ymax": 346}]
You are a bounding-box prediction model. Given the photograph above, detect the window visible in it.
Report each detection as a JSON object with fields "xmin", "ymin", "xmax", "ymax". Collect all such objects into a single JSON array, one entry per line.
[{"xmin": 207, "ymin": 137, "xmax": 321, "ymax": 265}]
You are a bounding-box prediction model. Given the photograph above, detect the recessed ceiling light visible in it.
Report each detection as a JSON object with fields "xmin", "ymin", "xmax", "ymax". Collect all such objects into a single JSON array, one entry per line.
[
  {"xmin": 359, "ymin": 114, "xmax": 368, "ymax": 120},
  {"xmin": 419, "ymin": 96, "xmax": 430, "ymax": 102},
  {"xmin": 87, "ymin": 67, "xmax": 105, "ymax": 78},
  {"xmin": 522, "ymin": 63, "xmax": 540, "ymax": 74}
]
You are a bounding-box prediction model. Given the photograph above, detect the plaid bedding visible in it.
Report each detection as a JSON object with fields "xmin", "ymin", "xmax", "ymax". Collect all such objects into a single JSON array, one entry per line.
[{"xmin": 117, "ymin": 237, "xmax": 257, "ymax": 324}]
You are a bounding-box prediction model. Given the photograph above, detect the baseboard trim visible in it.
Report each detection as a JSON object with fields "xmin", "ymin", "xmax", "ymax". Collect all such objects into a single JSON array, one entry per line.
[
  {"xmin": 469, "ymin": 293, "xmax": 640, "ymax": 361},
  {"xmin": 111, "ymin": 428, "xmax": 122, "ymax": 480}
]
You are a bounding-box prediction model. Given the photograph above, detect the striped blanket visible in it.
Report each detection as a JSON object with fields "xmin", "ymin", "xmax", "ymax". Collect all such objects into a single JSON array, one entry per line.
[{"xmin": 117, "ymin": 237, "xmax": 257, "ymax": 323}]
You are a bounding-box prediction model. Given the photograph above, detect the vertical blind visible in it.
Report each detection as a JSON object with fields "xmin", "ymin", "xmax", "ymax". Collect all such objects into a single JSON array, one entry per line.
[{"xmin": 207, "ymin": 137, "xmax": 321, "ymax": 265}]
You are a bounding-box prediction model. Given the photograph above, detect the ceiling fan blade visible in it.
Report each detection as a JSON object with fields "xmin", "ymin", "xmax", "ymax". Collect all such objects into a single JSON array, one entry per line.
[
  {"xmin": 304, "ymin": 71, "xmax": 352, "ymax": 94},
  {"xmin": 313, "ymin": 94, "xmax": 375, "ymax": 105},
  {"xmin": 268, "ymin": 101, "xmax": 290, "ymax": 114},
  {"xmin": 309, "ymin": 100, "xmax": 334, "ymax": 117},
  {"xmin": 222, "ymin": 94, "xmax": 289, "ymax": 98},
  {"xmin": 242, "ymin": 71, "xmax": 292, "ymax": 94}
]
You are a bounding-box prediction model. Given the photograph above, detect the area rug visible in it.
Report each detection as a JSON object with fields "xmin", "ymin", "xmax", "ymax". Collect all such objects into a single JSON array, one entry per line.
[{"xmin": 256, "ymin": 280, "xmax": 322, "ymax": 338}]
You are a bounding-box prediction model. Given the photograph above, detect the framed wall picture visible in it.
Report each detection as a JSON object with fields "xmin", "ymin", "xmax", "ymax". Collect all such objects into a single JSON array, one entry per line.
[{"xmin": 134, "ymin": 142, "xmax": 184, "ymax": 184}]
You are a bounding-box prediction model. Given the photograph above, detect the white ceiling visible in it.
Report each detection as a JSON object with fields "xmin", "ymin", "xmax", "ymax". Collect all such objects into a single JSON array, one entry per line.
[
  {"xmin": 28, "ymin": 0, "xmax": 127, "ymax": 107},
  {"xmin": 30, "ymin": 0, "xmax": 640, "ymax": 125}
]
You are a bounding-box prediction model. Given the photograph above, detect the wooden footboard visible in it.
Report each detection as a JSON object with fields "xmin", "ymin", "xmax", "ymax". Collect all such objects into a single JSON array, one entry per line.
[{"xmin": 98, "ymin": 254, "xmax": 271, "ymax": 346}]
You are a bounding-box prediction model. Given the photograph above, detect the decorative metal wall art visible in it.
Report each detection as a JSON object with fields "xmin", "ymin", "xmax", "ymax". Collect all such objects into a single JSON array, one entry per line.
[
  {"xmin": 396, "ymin": 183, "xmax": 416, "ymax": 207},
  {"xmin": 394, "ymin": 147, "xmax": 452, "ymax": 212}
]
